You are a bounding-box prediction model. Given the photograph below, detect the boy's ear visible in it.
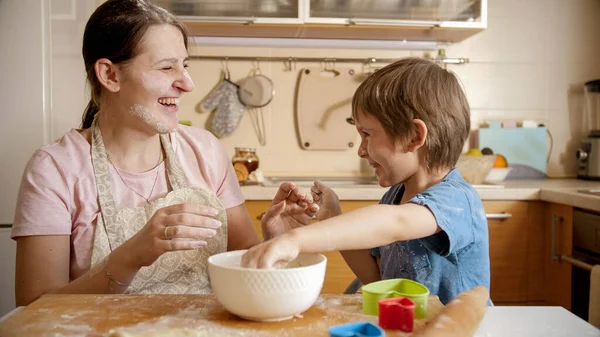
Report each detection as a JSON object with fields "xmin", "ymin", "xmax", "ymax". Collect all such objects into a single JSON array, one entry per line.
[
  {"xmin": 94, "ymin": 58, "xmax": 121, "ymax": 93},
  {"xmin": 407, "ymin": 119, "xmax": 427, "ymax": 152}
]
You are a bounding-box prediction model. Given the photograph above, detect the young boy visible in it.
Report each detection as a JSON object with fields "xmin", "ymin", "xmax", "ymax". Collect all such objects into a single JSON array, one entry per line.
[{"xmin": 242, "ymin": 57, "xmax": 490, "ymax": 305}]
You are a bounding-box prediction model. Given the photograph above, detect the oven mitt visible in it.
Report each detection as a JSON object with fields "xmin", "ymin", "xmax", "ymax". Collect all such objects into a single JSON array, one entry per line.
[{"xmin": 201, "ymin": 79, "xmax": 245, "ymax": 138}]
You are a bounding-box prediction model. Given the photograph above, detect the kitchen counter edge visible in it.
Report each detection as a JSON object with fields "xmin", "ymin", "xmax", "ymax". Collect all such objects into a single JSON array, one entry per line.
[{"xmin": 241, "ymin": 179, "xmax": 600, "ymax": 213}]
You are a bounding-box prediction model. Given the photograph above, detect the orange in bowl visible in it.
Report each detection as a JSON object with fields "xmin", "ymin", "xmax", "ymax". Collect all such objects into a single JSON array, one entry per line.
[{"xmin": 493, "ymin": 154, "xmax": 508, "ymax": 168}]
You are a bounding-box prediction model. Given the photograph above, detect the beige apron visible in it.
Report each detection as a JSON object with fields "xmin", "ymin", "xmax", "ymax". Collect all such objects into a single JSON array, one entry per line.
[{"xmin": 89, "ymin": 119, "xmax": 227, "ymax": 294}]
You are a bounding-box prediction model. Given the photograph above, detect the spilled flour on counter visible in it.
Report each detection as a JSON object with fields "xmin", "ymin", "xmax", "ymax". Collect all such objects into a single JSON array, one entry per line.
[{"xmin": 433, "ymin": 314, "xmax": 453, "ymax": 329}]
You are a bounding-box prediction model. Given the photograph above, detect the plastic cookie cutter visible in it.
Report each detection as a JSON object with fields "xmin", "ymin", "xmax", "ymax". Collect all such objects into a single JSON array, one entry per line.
[
  {"xmin": 329, "ymin": 321, "xmax": 385, "ymax": 337},
  {"xmin": 377, "ymin": 297, "xmax": 416, "ymax": 332},
  {"xmin": 362, "ymin": 278, "xmax": 429, "ymax": 318}
]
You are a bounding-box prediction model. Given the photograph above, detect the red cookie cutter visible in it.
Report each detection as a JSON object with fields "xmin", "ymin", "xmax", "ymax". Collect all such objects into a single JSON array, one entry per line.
[{"xmin": 377, "ymin": 297, "xmax": 416, "ymax": 332}]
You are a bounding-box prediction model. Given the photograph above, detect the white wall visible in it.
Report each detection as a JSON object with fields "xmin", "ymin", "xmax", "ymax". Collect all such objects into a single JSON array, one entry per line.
[
  {"xmin": 0, "ymin": 0, "xmax": 49, "ymax": 317},
  {"xmin": 0, "ymin": 0, "xmax": 49, "ymax": 224},
  {"xmin": 0, "ymin": 0, "xmax": 96, "ymax": 318}
]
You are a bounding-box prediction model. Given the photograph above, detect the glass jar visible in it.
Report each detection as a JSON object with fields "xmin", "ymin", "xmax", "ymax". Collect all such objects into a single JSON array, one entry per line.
[{"xmin": 232, "ymin": 147, "xmax": 259, "ymax": 183}]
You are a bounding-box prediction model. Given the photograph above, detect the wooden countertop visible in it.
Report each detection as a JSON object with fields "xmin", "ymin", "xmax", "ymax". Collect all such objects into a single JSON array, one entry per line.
[{"xmin": 0, "ymin": 294, "xmax": 444, "ymax": 336}]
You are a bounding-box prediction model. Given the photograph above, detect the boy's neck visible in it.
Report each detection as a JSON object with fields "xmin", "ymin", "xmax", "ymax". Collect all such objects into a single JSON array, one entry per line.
[{"xmin": 400, "ymin": 167, "xmax": 452, "ymax": 204}]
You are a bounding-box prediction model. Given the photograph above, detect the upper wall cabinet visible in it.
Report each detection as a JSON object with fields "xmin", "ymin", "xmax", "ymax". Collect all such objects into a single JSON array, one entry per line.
[{"xmin": 151, "ymin": 0, "xmax": 487, "ymax": 43}]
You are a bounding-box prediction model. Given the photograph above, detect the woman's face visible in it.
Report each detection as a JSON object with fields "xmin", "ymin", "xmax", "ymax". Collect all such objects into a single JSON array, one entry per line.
[{"xmin": 117, "ymin": 24, "xmax": 194, "ymax": 134}]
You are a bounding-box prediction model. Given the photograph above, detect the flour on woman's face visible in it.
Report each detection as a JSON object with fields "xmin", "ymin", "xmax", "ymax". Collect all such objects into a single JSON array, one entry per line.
[{"xmin": 129, "ymin": 104, "xmax": 171, "ymax": 134}]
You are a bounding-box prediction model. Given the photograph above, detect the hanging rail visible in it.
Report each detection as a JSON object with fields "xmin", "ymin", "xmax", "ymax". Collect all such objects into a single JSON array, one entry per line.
[{"xmin": 188, "ymin": 55, "xmax": 469, "ymax": 65}]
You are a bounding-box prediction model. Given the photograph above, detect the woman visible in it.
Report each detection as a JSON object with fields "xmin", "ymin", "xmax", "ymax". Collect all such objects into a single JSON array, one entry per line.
[{"xmin": 12, "ymin": 0, "xmax": 317, "ymax": 305}]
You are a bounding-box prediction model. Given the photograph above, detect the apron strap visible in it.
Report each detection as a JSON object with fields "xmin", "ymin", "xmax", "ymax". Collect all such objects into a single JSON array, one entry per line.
[
  {"xmin": 160, "ymin": 133, "xmax": 187, "ymax": 191},
  {"xmin": 90, "ymin": 117, "xmax": 119, "ymax": 250}
]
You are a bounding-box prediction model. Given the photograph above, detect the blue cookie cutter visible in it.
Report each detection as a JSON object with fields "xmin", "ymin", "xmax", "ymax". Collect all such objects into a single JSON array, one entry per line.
[{"xmin": 329, "ymin": 321, "xmax": 385, "ymax": 337}]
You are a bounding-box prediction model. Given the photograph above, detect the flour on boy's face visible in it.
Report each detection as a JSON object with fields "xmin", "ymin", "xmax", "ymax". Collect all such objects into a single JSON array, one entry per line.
[{"xmin": 355, "ymin": 111, "xmax": 419, "ymax": 187}]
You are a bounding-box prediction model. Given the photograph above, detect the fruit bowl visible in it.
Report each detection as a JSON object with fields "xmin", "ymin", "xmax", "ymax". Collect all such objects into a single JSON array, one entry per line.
[
  {"xmin": 455, "ymin": 155, "xmax": 497, "ymax": 185},
  {"xmin": 208, "ymin": 250, "xmax": 327, "ymax": 322}
]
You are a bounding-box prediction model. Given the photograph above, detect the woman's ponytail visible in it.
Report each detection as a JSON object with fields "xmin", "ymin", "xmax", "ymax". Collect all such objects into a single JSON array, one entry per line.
[{"xmin": 81, "ymin": 100, "xmax": 100, "ymax": 129}]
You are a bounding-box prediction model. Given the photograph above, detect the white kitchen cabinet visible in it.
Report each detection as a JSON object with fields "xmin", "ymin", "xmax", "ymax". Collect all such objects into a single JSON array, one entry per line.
[
  {"xmin": 0, "ymin": 228, "xmax": 16, "ymax": 317},
  {"xmin": 305, "ymin": 0, "xmax": 486, "ymax": 28},
  {"xmin": 152, "ymin": 0, "xmax": 303, "ymax": 23},
  {"xmin": 156, "ymin": 0, "xmax": 487, "ymax": 43}
]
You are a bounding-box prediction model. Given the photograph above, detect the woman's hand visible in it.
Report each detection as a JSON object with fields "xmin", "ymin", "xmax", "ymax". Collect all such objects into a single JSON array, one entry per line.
[
  {"xmin": 261, "ymin": 182, "xmax": 319, "ymax": 240},
  {"xmin": 311, "ymin": 181, "xmax": 342, "ymax": 221},
  {"xmin": 241, "ymin": 232, "xmax": 300, "ymax": 269},
  {"xmin": 119, "ymin": 203, "xmax": 222, "ymax": 269}
]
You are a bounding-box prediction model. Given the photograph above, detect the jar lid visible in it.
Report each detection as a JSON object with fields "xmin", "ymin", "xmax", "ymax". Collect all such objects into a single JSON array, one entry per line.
[{"xmin": 235, "ymin": 147, "xmax": 256, "ymax": 152}]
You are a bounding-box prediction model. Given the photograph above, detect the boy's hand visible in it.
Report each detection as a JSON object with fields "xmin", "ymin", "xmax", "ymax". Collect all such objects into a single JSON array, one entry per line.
[
  {"xmin": 241, "ymin": 233, "xmax": 300, "ymax": 269},
  {"xmin": 311, "ymin": 181, "xmax": 341, "ymax": 221},
  {"xmin": 261, "ymin": 182, "xmax": 319, "ymax": 240}
]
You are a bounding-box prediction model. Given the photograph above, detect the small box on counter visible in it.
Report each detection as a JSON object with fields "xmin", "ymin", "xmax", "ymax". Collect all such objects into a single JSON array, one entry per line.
[{"xmin": 477, "ymin": 121, "xmax": 547, "ymax": 174}]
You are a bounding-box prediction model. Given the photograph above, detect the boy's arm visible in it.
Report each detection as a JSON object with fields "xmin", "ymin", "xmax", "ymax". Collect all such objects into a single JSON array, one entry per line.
[
  {"xmin": 340, "ymin": 250, "xmax": 381, "ymax": 286},
  {"xmin": 292, "ymin": 203, "xmax": 440, "ymax": 253}
]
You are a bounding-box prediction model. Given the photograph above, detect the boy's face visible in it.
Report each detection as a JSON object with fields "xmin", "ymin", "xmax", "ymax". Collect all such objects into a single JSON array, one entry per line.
[{"xmin": 355, "ymin": 111, "xmax": 419, "ymax": 187}]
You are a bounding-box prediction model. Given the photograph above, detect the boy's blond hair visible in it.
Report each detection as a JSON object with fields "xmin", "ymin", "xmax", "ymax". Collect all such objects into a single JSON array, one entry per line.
[{"xmin": 351, "ymin": 57, "xmax": 470, "ymax": 173}]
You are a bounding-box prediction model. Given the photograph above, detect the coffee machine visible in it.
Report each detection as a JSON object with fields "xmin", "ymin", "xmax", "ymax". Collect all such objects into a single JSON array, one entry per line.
[{"xmin": 577, "ymin": 79, "xmax": 600, "ymax": 180}]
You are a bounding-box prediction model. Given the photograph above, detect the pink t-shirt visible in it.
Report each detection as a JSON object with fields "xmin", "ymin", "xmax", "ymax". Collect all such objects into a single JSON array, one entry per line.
[{"xmin": 11, "ymin": 125, "xmax": 244, "ymax": 281}]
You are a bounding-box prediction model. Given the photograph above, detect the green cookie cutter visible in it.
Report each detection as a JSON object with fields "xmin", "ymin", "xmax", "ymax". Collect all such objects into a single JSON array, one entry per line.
[{"xmin": 362, "ymin": 278, "xmax": 430, "ymax": 319}]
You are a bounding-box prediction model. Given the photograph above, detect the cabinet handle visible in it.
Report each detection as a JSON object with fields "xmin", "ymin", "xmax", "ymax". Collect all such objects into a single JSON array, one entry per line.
[
  {"xmin": 348, "ymin": 18, "xmax": 437, "ymax": 27},
  {"xmin": 550, "ymin": 214, "xmax": 593, "ymax": 270},
  {"xmin": 560, "ymin": 255, "xmax": 593, "ymax": 271},
  {"xmin": 551, "ymin": 214, "xmax": 563, "ymax": 262},
  {"xmin": 486, "ymin": 213, "xmax": 512, "ymax": 220}
]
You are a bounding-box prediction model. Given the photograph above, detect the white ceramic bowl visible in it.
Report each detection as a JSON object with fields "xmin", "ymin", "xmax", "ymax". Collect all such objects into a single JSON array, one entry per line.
[
  {"xmin": 484, "ymin": 167, "xmax": 512, "ymax": 183},
  {"xmin": 207, "ymin": 250, "xmax": 327, "ymax": 322}
]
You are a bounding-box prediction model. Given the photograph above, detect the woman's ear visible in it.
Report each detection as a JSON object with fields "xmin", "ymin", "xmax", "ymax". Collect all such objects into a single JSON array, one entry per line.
[
  {"xmin": 94, "ymin": 58, "xmax": 120, "ymax": 93},
  {"xmin": 406, "ymin": 119, "xmax": 427, "ymax": 152}
]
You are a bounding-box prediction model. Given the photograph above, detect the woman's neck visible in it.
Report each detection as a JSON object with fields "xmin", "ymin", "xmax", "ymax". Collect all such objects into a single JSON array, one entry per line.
[{"xmin": 97, "ymin": 110, "xmax": 163, "ymax": 173}]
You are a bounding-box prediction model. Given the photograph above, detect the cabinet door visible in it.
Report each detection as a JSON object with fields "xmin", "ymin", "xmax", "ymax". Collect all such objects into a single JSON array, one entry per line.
[
  {"xmin": 485, "ymin": 201, "xmax": 533, "ymax": 304},
  {"xmin": 151, "ymin": 0, "xmax": 302, "ymax": 23},
  {"xmin": 304, "ymin": 0, "xmax": 486, "ymax": 28},
  {"xmin": 244, "ymin": 200, "xmax": 377, "ymax": 294}
]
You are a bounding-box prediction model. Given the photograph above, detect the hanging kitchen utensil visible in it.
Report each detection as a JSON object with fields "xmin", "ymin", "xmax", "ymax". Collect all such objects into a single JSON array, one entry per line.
[
  {"xmin": 200, "ymin": 60, "xmax": 245, "ymax": 138},
  {"xmin": 238, "ymin": 61, "xmax": 274, "ymax": 146},
  {"xmin": 296, "ymin": 67, "xmax": 360, "ymax": 150}
]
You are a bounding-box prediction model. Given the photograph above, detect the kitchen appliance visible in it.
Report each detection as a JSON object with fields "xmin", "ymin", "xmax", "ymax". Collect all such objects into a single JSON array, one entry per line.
[
  {"xmin": 571, "ymin": 209, "xmax": 600, "ymax": 322},
  {"xmin": 577, "ymin": 80, "xmax": 600, "ymax": 180}
]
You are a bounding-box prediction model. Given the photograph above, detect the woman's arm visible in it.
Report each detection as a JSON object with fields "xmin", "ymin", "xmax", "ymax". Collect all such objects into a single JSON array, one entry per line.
[
  {"xmin": 15, "ymin": 235, "xmax": 139, "ymax": 306},
  {"xmin": 16, "ymin": 203, "xmax": 222, "ymax": 306},
  {"xmin": 226, "ymin": 204, "xmax": 261, "ymax": 250}
]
